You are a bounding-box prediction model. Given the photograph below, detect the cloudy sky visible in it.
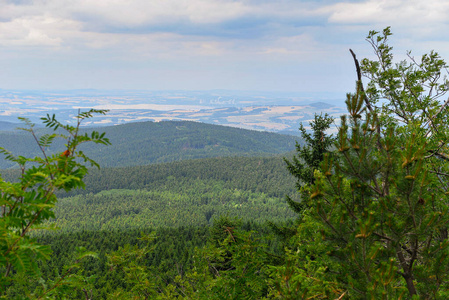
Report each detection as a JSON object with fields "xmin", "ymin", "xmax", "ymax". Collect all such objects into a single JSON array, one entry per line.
[{"xmin": 1, "ymin": 0, "xmax": 448, "ymax": 94}]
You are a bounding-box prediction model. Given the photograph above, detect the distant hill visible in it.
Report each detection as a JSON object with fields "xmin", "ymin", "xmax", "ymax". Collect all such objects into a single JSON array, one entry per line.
[
  {"xmin": 0, "ymin": 120, "xmax": 299, "ymax": 169},
  {"xmin": 0, "ymin": 121, "xmax": 19, "ymax": 131},
  {"xmin": 307, "ymin": 102, "xmax": 335, "ymax": 109}
]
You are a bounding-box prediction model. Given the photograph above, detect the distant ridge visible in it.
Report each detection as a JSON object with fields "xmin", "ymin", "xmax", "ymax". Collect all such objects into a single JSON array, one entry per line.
[
  {"xmin": 0, "ymin": 120, "xmax": 299, "ymax": 169},
  {"xmin": 0, "ymin": 121, "xmax": 19, "ymax": 131},
  {"xmin": 307, "ymin": 102, "xmax": 335, "ymax": 109}
]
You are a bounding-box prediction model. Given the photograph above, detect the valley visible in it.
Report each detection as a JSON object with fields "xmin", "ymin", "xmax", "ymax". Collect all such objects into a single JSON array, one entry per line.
[
  {"xmin": 0, "ymin": 119, "xmax": 301, "ymax": 298},
  {"xmin": 0, "ymin": 89, "xmax": 345, "ymax": 134}
]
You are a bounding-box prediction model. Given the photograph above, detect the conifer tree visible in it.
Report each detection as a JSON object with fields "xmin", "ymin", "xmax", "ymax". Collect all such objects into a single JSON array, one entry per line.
[
  {"xmin": 270, "ymin": 114, "xmax": 335, "ymax": 245},
  {"xmin": 271, "ymin": 27, "xmax": 449, "ymax": 299},
  {"xmin": 284, "ymin": 113, "xmax": 335, "ymax": 213}
]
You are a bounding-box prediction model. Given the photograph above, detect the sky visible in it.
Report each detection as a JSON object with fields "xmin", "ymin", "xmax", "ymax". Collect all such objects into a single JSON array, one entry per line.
[{"xmin": 1, "ymin": 0, "xmax": 449, "ymax": 94}]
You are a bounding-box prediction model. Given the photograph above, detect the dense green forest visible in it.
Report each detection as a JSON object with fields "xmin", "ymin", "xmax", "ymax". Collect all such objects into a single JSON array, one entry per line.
[
  {"xmin": 1, "ymin": 156, "xmax": 297, "ymax": 198},
  {"xmin": 24, "ymin": 222, "xmax": 287, "ymax": 299},
  {"xmin": 48, "ymin": 156, "xmax": 298, "ymax": 232},
  {"xmin": 0, "ymin": 120, "xmax": 298, "ymax": 169},
  {"xmin": 1, "ymin": 155, "xmax": 298, "ymax": 232},
  {"xmin": 0, "ymin": 118, "xmax": 300, "ymax": 298},
  {"xmin": 1, "ymin": 155, "xmax": 297, "ymax": 298}
]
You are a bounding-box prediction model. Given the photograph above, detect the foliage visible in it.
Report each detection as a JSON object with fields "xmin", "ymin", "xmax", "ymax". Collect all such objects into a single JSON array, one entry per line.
[
  {"xmin": 0, "ymin": 110, "xmax": 109, "ymax": 298},
  {"xmin": 105, "ymin": 223, "xmax": 272, "ymax": 300},
  {"xmin": 34, "ymin": 222, "xmax": 282, "ymax": 299},
  {"xmin": 108, "ymin": 216, "xmax": 272, "ymax": 299},
  {"xmin": 284, "ymin": 113, "xmax": 335, "ymax": 190},
  {"xmin": 269, "ymin": 114, "xmax": 335, "ymax": 261},
  {"xmin": 273, "ymin": 114, "xmax": 334, "ymax": 239},
  {"xmin": 271, "ymin": 28, "xmax": 449, "ymax": 299},
  {"xmin": 107, "ymin": 232, "xmax": 159, "ymax": 299}
]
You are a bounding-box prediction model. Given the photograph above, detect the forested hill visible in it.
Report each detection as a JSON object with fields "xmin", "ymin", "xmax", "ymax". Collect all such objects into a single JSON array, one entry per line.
[
  {"xmin": 0, "ymin": 121, "xmax": 20, "ymax": 131},
  {"xmin": 65, "ymin": 155, "xmax": 297, "ymax": 198},
  {"xmin": 37, "ymin": 156, "xmax": 298, "ymax": 232},
  {"xmin": 0, "ymin": 120, "xmax": 299, "ymax": 169}
]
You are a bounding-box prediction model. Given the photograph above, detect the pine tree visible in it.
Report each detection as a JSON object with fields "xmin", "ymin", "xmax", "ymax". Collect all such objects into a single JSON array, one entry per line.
[
  {"xmin": 269, "ymin": 114, "xmax": 335, "ymax": 249},
  {"xmin": 271, "ymin": 27, "xmax": 449, "ymax": 299},
  {"xmin": 284, "ymin": 113, "xmax": 335, "ymax": 213}
]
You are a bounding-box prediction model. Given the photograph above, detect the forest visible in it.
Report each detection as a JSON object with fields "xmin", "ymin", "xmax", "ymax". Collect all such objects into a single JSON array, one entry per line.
[
  {"xmin": 0, "ymin": 119, "xmax": 298, "ymax": 169},
  {"xmin": 3, "ymin": 28, "xmax": 449, "ymax": 299}
]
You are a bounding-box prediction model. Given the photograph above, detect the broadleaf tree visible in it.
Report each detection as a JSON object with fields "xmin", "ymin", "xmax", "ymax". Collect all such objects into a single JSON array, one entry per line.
[{"xmin": 0, "ymin": 109, "xmax": 110, "ymax": 298}]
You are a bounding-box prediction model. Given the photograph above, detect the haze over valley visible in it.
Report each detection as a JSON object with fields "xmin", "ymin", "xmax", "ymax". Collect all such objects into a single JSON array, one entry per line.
[{"xmin": 0, "ymin": 89, "xmax": 345, "ymax": 134}]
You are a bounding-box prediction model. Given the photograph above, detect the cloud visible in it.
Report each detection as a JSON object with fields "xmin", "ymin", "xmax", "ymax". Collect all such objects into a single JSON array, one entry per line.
[
  {"xmin": 257, "ymin": 33, "xmax": 329, "ymax": 58},
  {"xmin": 0, "ymin": 0, "xmax": 448, "ymax": 92},
  {"xmin": 2, "ymin": 0, "xmax": 448, "ymax": 50},
  {"xmin": 0, "ymin": 0, "xmax": 336, "ymax": 60},
  {"xmin": 0, "ymin": 0, "xmax": 327, "ymax": 43},
  {"xmin": 326, "ymin": 0, "xmax": 449, "ymax": 25},
  {"xmin": 71, "ymin": 0, "xmax": 250, "ymax": 27},
  {"xmin": 323, "ymin": 0, "xmax": 449, "ymax": 42},
  {"xmin": 0, "ymin": 16, "xmax": 69, "ymax": 46}
]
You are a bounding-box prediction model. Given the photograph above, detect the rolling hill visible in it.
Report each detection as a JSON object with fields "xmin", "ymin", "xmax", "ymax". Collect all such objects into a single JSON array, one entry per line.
[{"xmin": 0, "ymin": 120, "xmax": 299, "ymax": 169}]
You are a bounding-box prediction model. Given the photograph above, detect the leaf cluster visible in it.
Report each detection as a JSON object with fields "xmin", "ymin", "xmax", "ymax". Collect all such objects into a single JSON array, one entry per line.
[{"xmin": 0, "ymin": 109, "xmax": 109, "ymax": 298}]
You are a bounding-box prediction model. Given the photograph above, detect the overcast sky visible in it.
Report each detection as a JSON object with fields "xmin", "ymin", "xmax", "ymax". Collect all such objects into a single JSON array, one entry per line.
[{"xmin": 1, "ymin": 0, "xmax": 448, "ymax": 94}]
